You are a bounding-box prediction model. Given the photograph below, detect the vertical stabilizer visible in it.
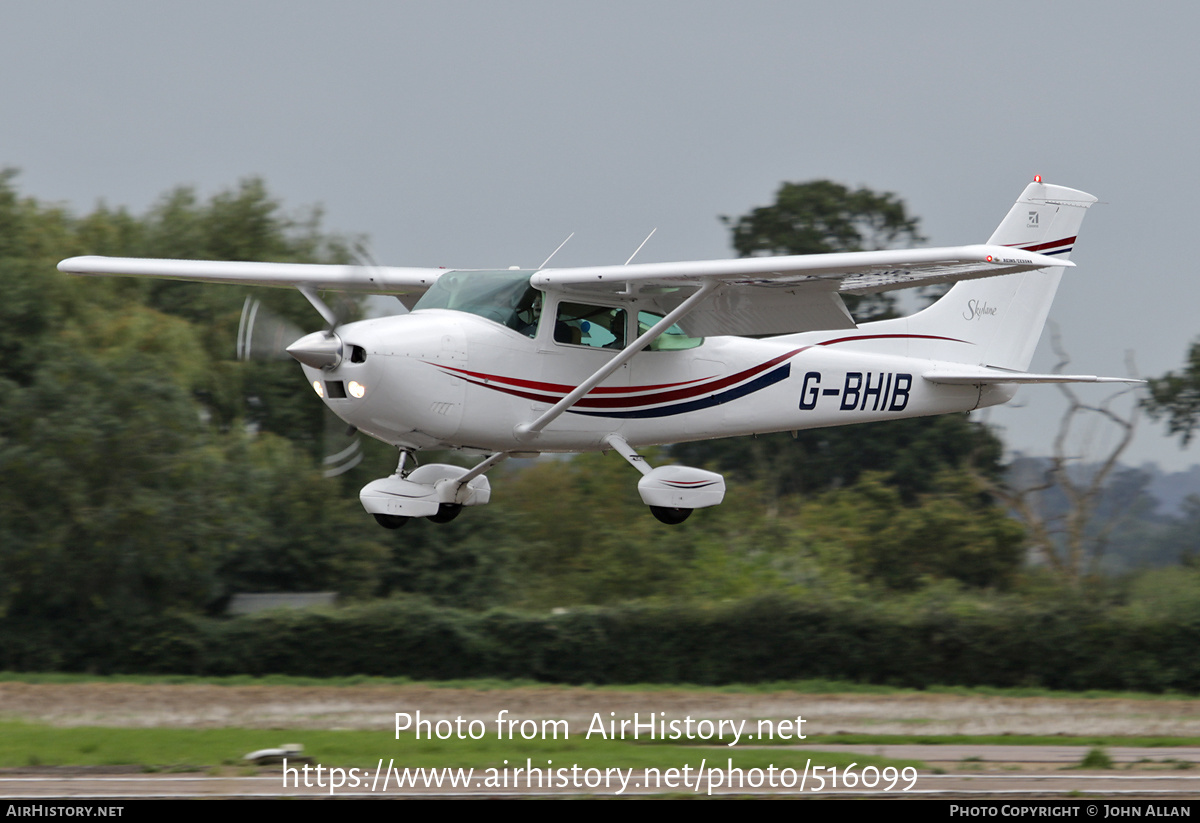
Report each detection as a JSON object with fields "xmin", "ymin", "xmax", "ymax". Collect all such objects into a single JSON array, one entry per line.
[{"xmin": 890, "ymin": 180, "xmax": 1097, "ymax": 371}]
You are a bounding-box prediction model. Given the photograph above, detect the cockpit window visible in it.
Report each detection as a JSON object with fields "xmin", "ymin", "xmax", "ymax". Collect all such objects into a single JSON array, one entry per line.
[
  {"xmin": 555, "ymin": 302, "xmax": 627, "ymax": 350},
  {"xmin": 412, "ymin": 270, "xmax": 541, "ymax": 338}
]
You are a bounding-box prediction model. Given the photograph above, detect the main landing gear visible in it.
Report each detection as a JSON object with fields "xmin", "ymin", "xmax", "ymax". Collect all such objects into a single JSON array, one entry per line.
[
  {"xmin": 429, "ymin": 503, "xmax": 463, "ymax": 523},
  {"xmin": 604, "ymin": 435, "xmax": 725, "ymax": 526},
  {"xmin": 649, "ymin": 506, "xmax": 693, "ymax": 525},
  {"xmin": 373, "ymin": 513, "xmax": 409, "ymax": 529},
  {"xmin": 364, "ymin": 442, "xmax": 724, "ymax": 529}
]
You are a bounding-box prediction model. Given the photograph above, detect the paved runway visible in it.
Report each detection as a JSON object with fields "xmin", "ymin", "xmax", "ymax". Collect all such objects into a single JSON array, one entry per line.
[
  {"xmin": 802, "ymin": 742, "xmax": 1200, "ymax": 766},
  {"xmin": 3, "ymin": 745, "xmax": 1199, "ymax": 798}
]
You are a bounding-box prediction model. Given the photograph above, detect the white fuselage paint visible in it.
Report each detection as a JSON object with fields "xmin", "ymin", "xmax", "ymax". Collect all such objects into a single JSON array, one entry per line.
[{"xmin": 301, "ymin": 309, "xmax": 1012, "ymax": 455}]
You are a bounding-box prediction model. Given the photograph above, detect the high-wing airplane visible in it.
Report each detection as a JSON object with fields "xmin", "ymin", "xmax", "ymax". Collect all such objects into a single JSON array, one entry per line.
[{"xmin": 59, "ymin": 179, "xmax": 1136, "ymax": 527}]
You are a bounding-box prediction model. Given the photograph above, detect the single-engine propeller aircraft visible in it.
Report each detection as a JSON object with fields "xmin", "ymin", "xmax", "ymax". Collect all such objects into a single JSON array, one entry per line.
[{"xmin": 59, "ymin": 179, "xmax": 1137, "ymax": 527}]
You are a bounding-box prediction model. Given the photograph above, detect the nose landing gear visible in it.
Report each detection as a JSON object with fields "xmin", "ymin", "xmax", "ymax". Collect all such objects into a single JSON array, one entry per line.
[{"xmin": 361, "ymin": 450, "xmax": 503, "ymax": 529}]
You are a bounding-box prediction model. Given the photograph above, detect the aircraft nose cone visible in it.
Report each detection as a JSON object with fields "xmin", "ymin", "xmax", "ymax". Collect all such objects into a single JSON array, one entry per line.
[{"xmin": 286, "ymin": 331, "xmax": 343, "ymax": 369}]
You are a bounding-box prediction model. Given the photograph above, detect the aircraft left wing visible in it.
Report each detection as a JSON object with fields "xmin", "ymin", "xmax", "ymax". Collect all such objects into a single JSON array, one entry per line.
[
  {"xmin": 535, "ymin": 244, "xmax": 1068, "ymax": 294},
  {"xmin": 531, "ymin": 244, "xmax": 1070, "ymax": 336},
  {"xmin": 57, "ymin": 256, "xmax": 444, "ymax": 304}
]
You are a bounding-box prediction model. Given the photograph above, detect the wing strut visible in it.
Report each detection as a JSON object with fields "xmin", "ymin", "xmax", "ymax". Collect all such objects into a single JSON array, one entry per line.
[
  {"xmin": 298, "ymin": 286, "xmax": 340, "ymax": 327},
  {"xmin": 450, "ymin": 452, "xmax": 510, "ymax": 493},
  {"xmin": 514, "ymin": 281, "xmax": 719, "ymax": 440}
]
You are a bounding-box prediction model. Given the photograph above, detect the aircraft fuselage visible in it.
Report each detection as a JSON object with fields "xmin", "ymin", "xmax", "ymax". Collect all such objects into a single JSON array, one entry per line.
[{"xmin": 299, "ymin": 309, "xmax": 1014, "ymax": 455}]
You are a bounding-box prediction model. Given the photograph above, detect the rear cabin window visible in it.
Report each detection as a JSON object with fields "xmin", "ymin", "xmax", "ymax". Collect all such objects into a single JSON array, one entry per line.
[{"xmin": 637, "ymin": 311, "xmax": 703, "ymax": 351}]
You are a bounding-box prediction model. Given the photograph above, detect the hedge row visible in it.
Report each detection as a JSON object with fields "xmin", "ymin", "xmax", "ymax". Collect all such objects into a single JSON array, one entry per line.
[{"xmin": 3, "ymin": 597, "xmax": 1199, "ymax": 692}]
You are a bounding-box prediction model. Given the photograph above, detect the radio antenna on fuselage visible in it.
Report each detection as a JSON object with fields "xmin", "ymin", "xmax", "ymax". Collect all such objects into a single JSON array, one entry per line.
[
  {"xmin": 625, "ymin": 228, "xmax": 657, "ymax": 265},
  {"xmin": 539, "ymin": 232, "xmax": 575, "ymax": 269}
]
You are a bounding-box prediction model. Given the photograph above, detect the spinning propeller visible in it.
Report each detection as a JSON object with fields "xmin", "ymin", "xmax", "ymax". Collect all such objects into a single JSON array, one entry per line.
[{"xmin": 235, "ymin": 289, "xmax": 364, "ymax": 478}]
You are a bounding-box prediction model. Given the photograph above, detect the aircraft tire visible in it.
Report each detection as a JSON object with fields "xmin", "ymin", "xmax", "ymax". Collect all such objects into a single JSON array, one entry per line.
[
  {"xmin": 429, "ymin": 503, "xmax": 463, "ymax": 524},
  {"xmin": 649, "ymin": 506, "xmax": 692, "ymax": 525},
  {"xmin": 373, "ymin": 513, "xmax": 411, "ymax": 530}
]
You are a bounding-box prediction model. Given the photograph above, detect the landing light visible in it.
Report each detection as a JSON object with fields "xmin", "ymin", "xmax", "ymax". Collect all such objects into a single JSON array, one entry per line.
[
  {"xmin": 348, "ymin": 380, "xmax": 366, "ymax": 399},
  {"xmin": 312, "ymin": 380, "xmax": 324, "ymax": 398}
]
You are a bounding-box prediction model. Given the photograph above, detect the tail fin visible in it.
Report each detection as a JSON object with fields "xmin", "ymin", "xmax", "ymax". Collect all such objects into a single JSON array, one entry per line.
[{"xmin": 895, "ymin": 180, "xmax": 1097, "ymax": 371}]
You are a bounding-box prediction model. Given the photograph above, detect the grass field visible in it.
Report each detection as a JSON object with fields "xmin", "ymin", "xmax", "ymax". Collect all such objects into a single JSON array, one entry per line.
[
  {"xmin": 2, "ymin": 673, "xmax": 1198, "ymax": 772},
  {"xmin": 0, "ymin": 721, "xmax": 924, "ymax": 772}
]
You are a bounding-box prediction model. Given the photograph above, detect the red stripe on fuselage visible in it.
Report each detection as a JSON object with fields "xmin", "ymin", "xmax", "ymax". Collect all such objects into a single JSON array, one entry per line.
[
  {"xmin": 432, "ymin": 363, "xmax": 708, "ymax": 395},
  {"xmin": 816, "ymin": 333, "xmax": 969, "ymax": 347},
  {"xmin": 436, "ymin": 333, "xmax": 969, "ymax": 413},
  {"xmin": 436, "ymin": 348, "xmax": 804, "ymax": 410},
  {"xmin": 569, "ymin": 348, "xmax": 802, "ymax": 408}
]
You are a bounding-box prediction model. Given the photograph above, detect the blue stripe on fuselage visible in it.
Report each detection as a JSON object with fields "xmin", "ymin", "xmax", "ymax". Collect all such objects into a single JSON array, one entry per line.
[{"xmin": 567, "ymin": 364, "xmax": 792, "ymax": 419}]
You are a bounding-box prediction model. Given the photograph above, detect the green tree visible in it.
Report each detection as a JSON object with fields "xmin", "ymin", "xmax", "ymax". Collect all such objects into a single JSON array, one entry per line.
[
  {"xmin": 206, "ymin": 432, "xmax": 389, "ymax": 601},
  {"xmin": 475, "ymin": 452, "xmax": 844, "ymax": 608},
  {"xmin": 0, "ymin": 169, "xmax": 78, "ymax": 386},
  {"xmin": 722, "ymin": 179, "xmax": 925, "ymax": 321},
  {"xmin": 0, "ymin": 345, "xmax": 225, "ymax": 618},
  {"xmin": 130, "ymin": 178, "xmax": 354, "ymax": 329},
  {"xmin": 376, "ymin": 503, "xmax": 519, "ymax": 610},
  {"xmin": 1144, "ymin": 339, "xmax": 1200, "ymax": 445},
  {"xmin": 0, "ymin": 172, "xmax": 386, "ymax": 620},
  {"xmin": 674, "ymin": 412, "xmax": 1003, "ymax": 502},
  {"xmin": 500, "ymin": 452, "xmax": 701, "ymax": 606},
  {"xmin": 800, "ymin": 471, "xmax": 1026, "ymax": 590}
]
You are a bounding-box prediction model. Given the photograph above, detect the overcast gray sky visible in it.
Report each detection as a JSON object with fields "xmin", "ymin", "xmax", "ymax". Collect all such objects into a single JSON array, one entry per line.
[{"xmin": 4, "ymin": 1, "xmax": 1196, "ymax": 470}]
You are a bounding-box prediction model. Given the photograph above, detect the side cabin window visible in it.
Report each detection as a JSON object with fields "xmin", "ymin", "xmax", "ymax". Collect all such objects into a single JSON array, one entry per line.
[
  {"xmin": 412, "ymin": 270, "xmax": 541, "ymax": 338},
  {"xmin": 555, "ymin": 302, "xmax": 626, "ymax": 350},
  {"xmin": 637, "ymin": 311, "xmax": 703, "ymax": 351}
]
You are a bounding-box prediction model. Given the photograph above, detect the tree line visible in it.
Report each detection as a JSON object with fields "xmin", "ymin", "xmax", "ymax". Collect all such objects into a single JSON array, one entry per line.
[{"xmin": 3, "ymin": 169, "xmax": 1200, "ymax": 683}]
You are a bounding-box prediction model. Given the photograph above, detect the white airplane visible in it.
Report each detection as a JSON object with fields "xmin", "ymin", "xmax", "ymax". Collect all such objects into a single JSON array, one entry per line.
[{"xmin": 59, "ymin": 179, "xmax": 1136, "ymax": 527}]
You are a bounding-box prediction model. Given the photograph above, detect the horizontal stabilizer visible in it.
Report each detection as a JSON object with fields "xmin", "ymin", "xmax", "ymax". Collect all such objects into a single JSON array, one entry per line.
[{"xmin": 923, "ymin": 369, "xmax": 1143, "ymax": 386}]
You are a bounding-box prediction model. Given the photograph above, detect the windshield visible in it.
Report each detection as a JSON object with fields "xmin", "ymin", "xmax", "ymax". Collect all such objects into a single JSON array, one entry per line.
[{"xmin": 413, "ymin": 270, "xmax": 541, "ymax": 337}]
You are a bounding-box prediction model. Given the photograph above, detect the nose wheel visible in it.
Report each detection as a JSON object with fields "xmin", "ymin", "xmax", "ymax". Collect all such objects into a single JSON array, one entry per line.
[{"xmin": 363, "ymin": 451, "xmax": 505, "ymax": 529}]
